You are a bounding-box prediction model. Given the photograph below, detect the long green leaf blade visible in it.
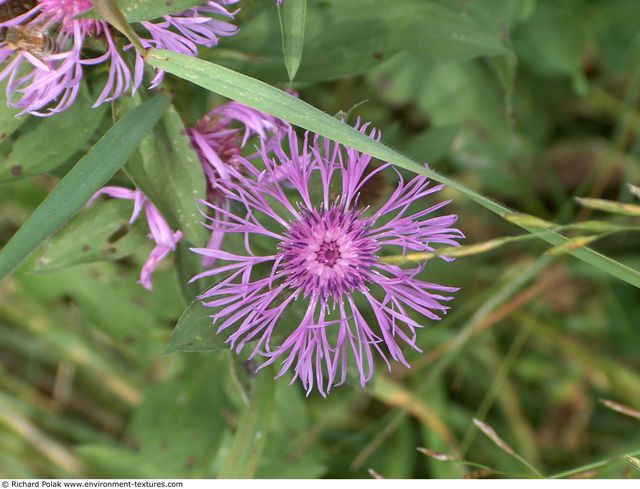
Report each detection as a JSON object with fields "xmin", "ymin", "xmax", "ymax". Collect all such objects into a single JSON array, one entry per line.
[
  {"xmin": 278, "ymin": 0, "xmax": 307, "ymax": 81},
  {"xmin": 146, "ymin": 50, "xmax": 640, "ymax": 288},
  {"xmin": 217, "ymin": 372, "xmax": 275, "ymax": 478},
  {"xmin": 0, "ymin": 95, "xmax": 171, "ymax": 281}
]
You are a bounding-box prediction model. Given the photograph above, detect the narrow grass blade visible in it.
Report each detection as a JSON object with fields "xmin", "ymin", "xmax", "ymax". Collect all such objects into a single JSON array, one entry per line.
[
  {"xmin": 417, "ymin": 448, "xmax": 455, "ymax": 462},
  {"xmin": 0, "ymin": 95, "xmax": 171, "ymax": 281},
  {"xmin": 503, "ymin": 213, "xmax": 554, "ymax": 229},
  {"xmin": 628, "ymin": 456, "xmax": 640, "ymax": 472},
  {"xmin": 472, "ymin": 419, "xmax": 514, "ymax": 455},
  {"xmin": 600, "ymin": 398, "xmax": 640, "ymax": 421},
  {"xmin": 416, "ymin": 447, "xmax": 506, "ymax": 477},
  {"xmin": 217, "ymin": 372, "xmax": 275, "ymax": 478},
  {"xmin": 549, "ymin": 449, "xmax": 640, "ymax": 479},
  {"xmin": 278, "ymin": 0, "xmax": 307, "ymax": 81},
  {"xmin": 546, "ymin": 235, "xmax": 603, "ymax": 257},
  {"xmin": 473, "ymin": 418, "xmax": 544, "ymax": 477},
  {"xmin": 383, "ymin": 236, "xmax": 527, "ymax": 264},
  {"xmin": 575, "ymin": 197, "xmax": 640, "ymax": 217},
  {"xmin": 145, "ymin": 50, "xmax": 640, "ymax": 289}
]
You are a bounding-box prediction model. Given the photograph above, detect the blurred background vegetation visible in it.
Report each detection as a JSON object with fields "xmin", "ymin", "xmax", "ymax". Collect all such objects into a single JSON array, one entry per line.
[{"xmin": 1, "ymin": 0, "xmax": 640, "ymax": 479}]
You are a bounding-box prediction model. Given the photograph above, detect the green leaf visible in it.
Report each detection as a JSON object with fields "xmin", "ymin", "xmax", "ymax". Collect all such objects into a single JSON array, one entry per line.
[
  {"xmin": 175, "ymin": 240, "xmax": 205, "ymax": 305},
  {"xmin": 512, "ymin": 1, "xmax": 589, "ymax": 86},
  {"xmin": 0, "ymin": 91, "xmax": 107, "ymax": 181},
  {"xmin": 0, "ymin": 95, "xmax": 171, "ymax": 281},
  {"xmin": 21, "ymin": 262, "xmax": 183, "ymax": 365},
  {"xmin": 33, "ymin": 199, "xmax": 147, "ymax": 272},
  {"xmin": 125, "ymin": 104, "xmax": 208, "ymax": 247},
  {"xmin": 146, "ymin": 50, "xmax": 640, "ymax": 288},
  {"xmin": 165, "ymin": 298, "xmax": 223, "ymax": 354},
  {"xmin": 90, "ymin": 0, "xmax": 144, "ymax": 52},
  {"xmin": 491, "ymin": 50, "xmax": 518, "ymax": 123},
  {"xmin": 217, "ymin": 371, "xmax": 275, "ymax": 478},
  {"xmin": 215, "ymin": 0, "xmax": 509, "ymax": 83},
  {"xmin": 77, "ymin": 445, "xmax": 161, "ymax": 478},
  {"xmin": 82, "ymin": 0, "xmax": 205, "ymax": 23},
  {"xmin": 277, "ymin": 0, "xmax": 307, "ymax": 81},
  {"xmin": 255, "ymin": 381, "xmax": 328, "ymax": 478},
  {"xmin": 404, "ymin": 124, "xmax": 459, "ymax": 163},
  {"xmin": 0, "ymin": 82, "xmax": 27, "ymax": 143},
  {"xmin": 127, "ymin": 355, "xmax": 232, "ymax": 477},
  {"xmin": 368, "ymin": 53, "xmax": 517, "ymax": 194}
]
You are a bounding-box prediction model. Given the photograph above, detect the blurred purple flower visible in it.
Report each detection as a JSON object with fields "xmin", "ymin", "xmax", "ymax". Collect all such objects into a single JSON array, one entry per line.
[
  {"xmin": 188, "ymin": 100, "xmax": 290, "ymax": 264},
  {"xmin": 0, "ymin": 0, "xmax": 239, "ymax": 116},
  {"xmin": 89, "ymin": 186, "xmax": 182, "ymax": 290},
  {"xmin": 191, "ymin": 125, "xmax": 464, "ymax": 395}
]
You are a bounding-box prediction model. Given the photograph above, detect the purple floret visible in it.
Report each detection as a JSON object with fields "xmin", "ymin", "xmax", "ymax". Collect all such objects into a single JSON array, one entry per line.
[
  {"xmin": 0, "ymin": 0, "xmax": 240, "ymax": 116},
  {"xmin": 89, "ymin": 187, "xmax": 182, "ymax": 291},
  {"xmin": 89, "ymin": 99, "xmax": 289, "ymax": 289},
  {"xmin": 191, "ymin": 124, "xmax": 464, "ymax": 396}
]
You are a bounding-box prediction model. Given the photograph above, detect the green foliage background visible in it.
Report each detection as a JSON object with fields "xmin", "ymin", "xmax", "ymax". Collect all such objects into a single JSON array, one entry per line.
[{"xmin": 1, "ymin": 0, "xmax": 640, "ymax": 479}]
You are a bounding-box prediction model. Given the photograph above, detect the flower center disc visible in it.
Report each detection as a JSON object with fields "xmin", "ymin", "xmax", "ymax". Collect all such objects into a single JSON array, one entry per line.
[
  {"xmin": 317, "ymin": 240, "xmax": 341, "ymax": 267},
  {"xmin": 279, "ymin": 207, "xmax": 379, "ymax": 300}
]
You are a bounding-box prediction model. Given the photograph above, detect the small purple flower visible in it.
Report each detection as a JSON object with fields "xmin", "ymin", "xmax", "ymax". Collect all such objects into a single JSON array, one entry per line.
[
  {"xmin": 188, "ymin": 100, "xmax": 290, "ymax": 264},
  {"xmin": 89, "ymin": 186, "xmax": 182, "ymax": 290},
  {"xmin": 189, "ymin": 100, "xmax": 290, "ymax": 196},
  {"xmin": 191, "ymin": 125, "xmax": 464, "ymax": 395},
  {"xmin": 0, "ymin": 0, "xmax": 239, "ymax": 116},
  {"xmin": 89, "ymin": 100, "xmax": 289, "ymax": 288}
]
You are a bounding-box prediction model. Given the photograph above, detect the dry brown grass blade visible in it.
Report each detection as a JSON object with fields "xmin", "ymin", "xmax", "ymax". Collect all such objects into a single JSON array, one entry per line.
[
  {"xmin": 368, "ymin": 468, "xmax": 384, "ymax": 479},
  {"xmin": 576, "ymin": 197, "xmax": 640, "ymax": 217},
  {"xmin": 464, "ymin": 468, "xmax": 495, "ymax": 479},
  {"xmin": 472, "ymin": 419, "xmax": 545, "ymax": 477},
  {"xmin": 600, "ymin": 399, "xmax": 640, "ymax": 421},
  {"xmin": 627, "ymin": 456, "xmax": 640, "ymax": 472},
  {"xmin": 472, "ymin": 418, "xmax": 515, "ymax": 455},
  {"xmin": 417, "ymin": 447, "xmax": 455, "ymax": 462}
]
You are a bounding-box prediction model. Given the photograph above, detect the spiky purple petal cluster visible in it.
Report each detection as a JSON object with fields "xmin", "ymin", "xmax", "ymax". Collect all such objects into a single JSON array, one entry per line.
[
  {"xmin": 192, "ymin": 125, "xmax": 464, "ymax": 395},
  {"xmin": 89, "ymin": 100, "xmax": 289, "ymax": 288},
  {"xmin": 279, "ymin": 206, "xmax": 379, "ymax": 301},
  {"xmin": 0, "ymin": 0, "xmax": 239, "ymax": 115},
  {"xmin": 188, "ymin": 100, "xmax": 290, "ymax": 196},
  {"xmin": 188, "ymin": 100, "xmax": 290, "ymax": 264},
  {"xmin": 89, "ymin": 186, "xmax": 182, "ymax": 290}
]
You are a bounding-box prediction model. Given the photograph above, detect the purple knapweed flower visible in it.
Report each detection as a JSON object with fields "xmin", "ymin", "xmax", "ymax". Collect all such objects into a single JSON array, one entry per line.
[
  {"xmin": 188, "ymin": 100, "xmax": 290, "ymax": 264},
  {"xmin": 191, "ymin": 125, "xmax": 464, "ymax": 396},
  {"xmin": 89, "ymin": 186, "xmax": 182, "ymax": 290},
  {"xmin": 0, "ymin": 0, "xmax": 239, "ymax": 116},
  {"xmin": 89, "ymin": 100, "xmax": 289, "ymax": 289}
]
